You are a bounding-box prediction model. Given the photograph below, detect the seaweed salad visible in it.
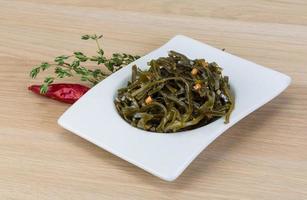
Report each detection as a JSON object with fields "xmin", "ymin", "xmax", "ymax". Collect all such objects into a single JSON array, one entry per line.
[{"xmin": 115, "ymin": 51, "xmax": 234, "ymax": 133}]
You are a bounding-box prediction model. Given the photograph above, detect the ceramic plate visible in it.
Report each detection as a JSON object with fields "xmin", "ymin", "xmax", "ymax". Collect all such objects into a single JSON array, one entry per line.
[{"xmin": 58, "ymin": 35, "xmax": 291, "ymax": 181}]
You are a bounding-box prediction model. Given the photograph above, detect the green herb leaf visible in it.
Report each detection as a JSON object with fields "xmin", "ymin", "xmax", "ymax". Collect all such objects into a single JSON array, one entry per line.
[
  {"xmin": 90, "ymin": 34, "xmax": 98, "ymax": 40},
  {"xmin": 81, "ymin": 35, "xmax": 90, "ymax": 40},
  {"xmin": 73, "ymin": 52, "xmax": 84, "ymax": 56},
  {"xmin": 40, "ymin": 76, "xmax": 55, "ymax": 94},
  {"xmin": 54, "ymin": 55, "xmax": 69, "ymax": 61},
  {"xmin": 30, "ymin": 67, "xmax": 40, "ymax": 78},
  {"xmin": 71, "ymin": 60, "xmax": 80, "ymax": 68},
  {"xmin": 81, "ymin": 76, "xmax": 88, "ymax": 81},
  {"xmin": 40, "ymin": 62, "xmax": 50, "ymax": 71},
  {"xmin": 97, "ymin": 57, "xmax": 105, "ymax": 65},
  {"xmin": 105, "ymin": 61, "xmax": 114, "ymax": 72},
  {"xmin": 55, "ymin": 67, "xmax": 72, "ymax": 78},
  {"xmin": 97, "ymin": 49, "xmax": 104, "ymax": 56}
]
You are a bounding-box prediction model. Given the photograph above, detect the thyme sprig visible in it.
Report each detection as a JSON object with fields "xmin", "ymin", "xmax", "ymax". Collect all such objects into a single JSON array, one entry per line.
[{"xmin": 30, "ymin": 34, "xmax": 140, "ymax": 94}]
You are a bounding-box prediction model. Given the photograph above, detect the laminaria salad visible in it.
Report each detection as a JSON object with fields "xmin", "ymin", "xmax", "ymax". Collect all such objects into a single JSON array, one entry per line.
[{"xmin": 115, "ymin": 51, "xmax": 234, "ymax": 133}]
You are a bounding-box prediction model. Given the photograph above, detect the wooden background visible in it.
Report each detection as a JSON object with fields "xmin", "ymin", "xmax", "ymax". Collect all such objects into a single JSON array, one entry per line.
[{"xmin": 1, "ymin": 0, "xmax": 306, "ymax": 199}]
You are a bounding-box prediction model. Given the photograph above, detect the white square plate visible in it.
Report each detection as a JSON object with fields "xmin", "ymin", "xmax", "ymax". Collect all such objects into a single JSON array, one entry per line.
[{"xmin": 58, "ymin": 35, "xmax": 291, "ymax": 181}]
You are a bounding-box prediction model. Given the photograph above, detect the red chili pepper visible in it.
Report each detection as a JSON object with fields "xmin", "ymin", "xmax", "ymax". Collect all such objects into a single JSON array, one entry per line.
[{"xmin": 28, "ymin": 83, "xmax": 90, "ymax": 104}]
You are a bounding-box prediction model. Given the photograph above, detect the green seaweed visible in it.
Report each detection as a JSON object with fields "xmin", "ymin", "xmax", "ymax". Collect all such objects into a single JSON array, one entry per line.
[{"xmin": 114, "ymin": 51, "xmax": 234, "ymax": 133}]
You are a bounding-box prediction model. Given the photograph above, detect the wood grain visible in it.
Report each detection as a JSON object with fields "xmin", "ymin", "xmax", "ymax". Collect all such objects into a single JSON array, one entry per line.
[{"xmin": 0, "ymin": 0, "xmax": 307, "ymax": 199}]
